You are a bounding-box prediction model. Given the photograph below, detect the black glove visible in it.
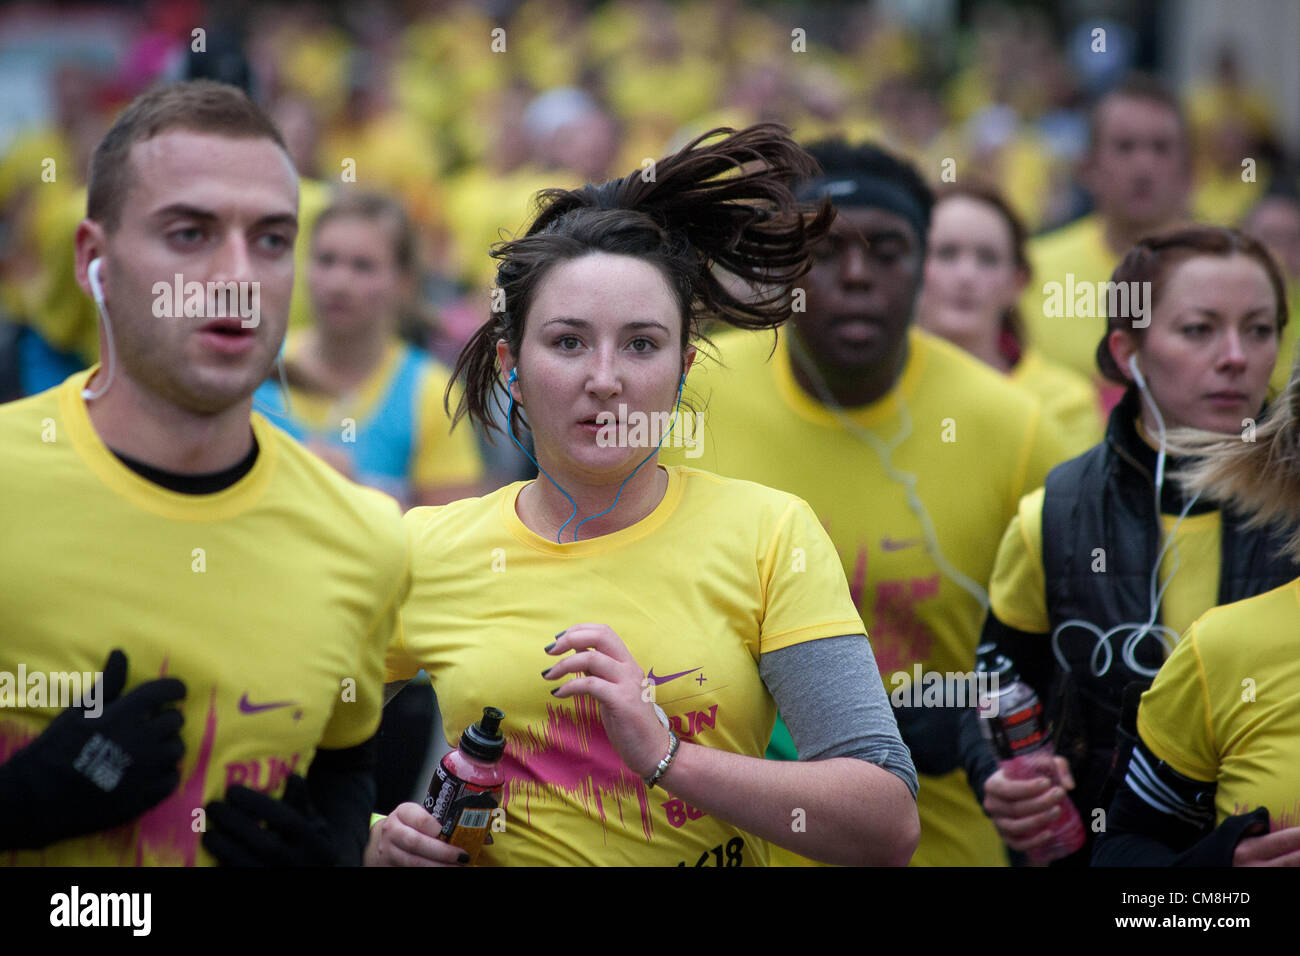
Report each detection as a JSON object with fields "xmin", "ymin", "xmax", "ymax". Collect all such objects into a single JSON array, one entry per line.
[
  {"xmin": 203, "ymin": 773, "xmax": 338, "ymax": 866},
  {"xmin": 0, "ymin": 649, "xmax": 187, "ymax": 851}
]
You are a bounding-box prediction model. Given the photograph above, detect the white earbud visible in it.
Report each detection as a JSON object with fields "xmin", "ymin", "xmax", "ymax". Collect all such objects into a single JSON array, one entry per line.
[
  {"xmin": 87, "ymin": 257, "xmax": 106, "ymax": 311},
  {"xmin": 1127, "ymin": 352, "xmax": 1147, "ymax": 391},
  {"xmin": 82, "ymin": 257, "xmax": 117, "ymax": 401}
]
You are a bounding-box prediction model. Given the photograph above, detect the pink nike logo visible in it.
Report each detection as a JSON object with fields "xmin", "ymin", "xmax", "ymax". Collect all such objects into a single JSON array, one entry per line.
[
  {"xmin": 238, "ymin": 693, "xmax": 297, "ymax": 715},
  {"xmin": 880, "ymin": 536, "xmax": 922, "ymax": 551},
  {"xmin": 646, "ymin": 666, "xmax": 701, "ymax": 686}
]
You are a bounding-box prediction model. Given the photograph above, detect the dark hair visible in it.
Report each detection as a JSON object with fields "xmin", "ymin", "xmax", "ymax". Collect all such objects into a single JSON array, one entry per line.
[
  {"xmin": 88, "ymin": 80, "xmax": 288, "ymax": 233},
  {"xmin": 449, "ymin": 123, "xmax": 833, "ymax": 442},
  {"xmin": 1095, "ymin": 225, "xmax": 1289, "ymax": 384},
  {"xmin": 931, "ymin": 181, "xmax": 1030, "ymax": 344},
  {"xmin": 1086, "ymin": 73, "xmax": 1189, "ymax": 161},
  {"xmin": 799, "ymin": 139, "xmax": 933, "ymax": 245}
]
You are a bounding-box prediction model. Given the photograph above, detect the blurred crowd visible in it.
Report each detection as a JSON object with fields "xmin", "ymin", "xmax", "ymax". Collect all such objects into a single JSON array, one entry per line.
[
  {"xmin": 5, "ymin": 0, "xmax": 1300, "ymax": 872},
  {"xmin": 1, "ymin": 0, "xmax": 1298, "ymax": 469}
]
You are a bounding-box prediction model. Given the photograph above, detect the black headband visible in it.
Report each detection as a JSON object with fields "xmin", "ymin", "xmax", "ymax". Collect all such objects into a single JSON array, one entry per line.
[{"xmin": 796, "ymin": 174, "xmax": 929, "ymax": 245}]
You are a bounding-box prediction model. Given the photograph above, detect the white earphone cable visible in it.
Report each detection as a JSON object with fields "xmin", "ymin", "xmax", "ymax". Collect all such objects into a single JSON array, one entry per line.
[
  {"xmin": 82, "ymin": 258, "xmax": 117, "ymax": 402},
  {"xmin": 1049, "ymin": 354, "xmax": 1202, "ymax": 680},
  {"xmin": 786, "ymin": 328, "xmax": 991, "ymax": 613}
]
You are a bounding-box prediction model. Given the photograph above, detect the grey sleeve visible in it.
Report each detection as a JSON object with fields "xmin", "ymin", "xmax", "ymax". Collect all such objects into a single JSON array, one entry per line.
[{"xmin": 759, "ymin": 634, "xmax": 919, "ymax": 800}]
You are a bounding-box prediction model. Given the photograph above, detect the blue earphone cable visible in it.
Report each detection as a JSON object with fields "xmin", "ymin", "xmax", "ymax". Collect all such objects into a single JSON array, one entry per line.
[{"xmin": 505, "ymin": 367, "xmax": 685, "ymax": 543}]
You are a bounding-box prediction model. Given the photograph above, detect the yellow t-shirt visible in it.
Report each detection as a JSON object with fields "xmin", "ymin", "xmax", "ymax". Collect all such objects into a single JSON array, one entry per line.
[
  {"xmin": 1020, "ymin": 214, "xmax": 1118, "ymax": 385},
  {"xmin": 604, "ymin": 54, "xmax": 724, "ymax": 130},
  {"xmin": 663, "ymin": 327, "xmax": 1073, "ymax": 866},
  {"xmin": 439, "ymin": 164, "xmax": 560, "ymax": 288},
  {"xmin": 1010, "ymin": 348, "xmax": 1105, "ymax": 460},
  {"xmin": 1137, "ymin": 579, "xmax": 1300, "ymax": 827},
  {"xmin": 389, "ymin": 466, "xmax": 866, "ymax": 866},
  {"xmin": 0, "ymin": 127, "xmax": 72, "ymax": 207},
  {"xmin": 989, "ymin": 487, "xmax": 1221, "ymax": 641},
  {"xmin": 0, "ymin": 371, "xmax": 410, "ymax": 866},
  {"xmin": 1193, "ymin": 167, "xmax": 1262, "ymax": 229},
  {"xmin": 511, "ymin": 0, "xmax": 585, "ymax": 89}
]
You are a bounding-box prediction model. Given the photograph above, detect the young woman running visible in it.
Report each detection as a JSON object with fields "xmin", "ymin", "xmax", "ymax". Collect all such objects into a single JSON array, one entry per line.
[{"xmin": 368, "ymin": 124, "xmax": 920, "ymax": 867}]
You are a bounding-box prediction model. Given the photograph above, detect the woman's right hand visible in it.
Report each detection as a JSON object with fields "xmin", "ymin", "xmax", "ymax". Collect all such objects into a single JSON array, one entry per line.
[
  {"xmin": 982, "ymin": 757, "xmax": 1075, "ymax": 853},
  {"xmin": 1233, "ymin": 825, "xmax": 1300, "ymax": 866},
  {"xmin": 363, "ymin": 802, "xmax": 471, "ymax": 867}
]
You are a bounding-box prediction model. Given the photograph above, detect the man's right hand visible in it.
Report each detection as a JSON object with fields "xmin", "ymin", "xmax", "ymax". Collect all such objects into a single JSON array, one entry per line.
[
  {"xmin": 0, "ymin": 649, "xmax": 186, "ymax": 851},
  {"xmin": 982, "ymin": 757, "xmax": 1075, "ymax": 853},
  {"xmin": 364, "ymin": 802, "xmax": 471, "ymax": 867}
]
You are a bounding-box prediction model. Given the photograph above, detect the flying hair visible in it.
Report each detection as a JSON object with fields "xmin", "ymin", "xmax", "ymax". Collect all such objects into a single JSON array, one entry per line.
[
  {"xmin": 1170, "ymin": 369, "xmax": 1300, "ymax": 561},
  {"xmin": 447, "ymin": 123, "xmax": 834, "ymax": 443}
]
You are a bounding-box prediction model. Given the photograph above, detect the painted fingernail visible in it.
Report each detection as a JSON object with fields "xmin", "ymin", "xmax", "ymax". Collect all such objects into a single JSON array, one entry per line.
[
  {"xmin": 550, "ymin": 687, "xmax": 560, "ymax": 696},
  {"xmin": 554, "ymin": 630, "xmax": 567, "ymax": 639},
  {"xmin": 457, "ymin": 852, "xmax": 470, "ymax": 864},
  {"xmin": 541, "ymin": 667, "xmax": 552, "ymax": 678},
  {"xmin": 543, "ymin": 641, "xmax": 556, "ymax": 653}
]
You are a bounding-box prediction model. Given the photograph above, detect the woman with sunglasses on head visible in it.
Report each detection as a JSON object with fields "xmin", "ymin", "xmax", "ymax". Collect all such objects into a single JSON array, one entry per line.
[{"xmin": 367, "ymin": 125, "xmax": 920, "ymax": 867}]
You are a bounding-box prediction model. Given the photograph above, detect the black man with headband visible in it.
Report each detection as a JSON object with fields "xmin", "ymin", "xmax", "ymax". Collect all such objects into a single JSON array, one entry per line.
[{"xmin": 664, "ymin": 140, "xmax": 1072, "ymax": 866}]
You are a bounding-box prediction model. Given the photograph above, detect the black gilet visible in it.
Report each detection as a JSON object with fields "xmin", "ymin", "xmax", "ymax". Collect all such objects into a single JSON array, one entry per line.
[{"xmin": 1040, "ymin": 387, "xmax": 1299, "ymax": 806}]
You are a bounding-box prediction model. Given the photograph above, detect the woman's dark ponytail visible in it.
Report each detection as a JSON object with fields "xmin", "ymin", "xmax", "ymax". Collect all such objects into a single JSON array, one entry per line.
[{"xmin": 446, "ymin": 123, "xmax": 833, "ymax": 442}]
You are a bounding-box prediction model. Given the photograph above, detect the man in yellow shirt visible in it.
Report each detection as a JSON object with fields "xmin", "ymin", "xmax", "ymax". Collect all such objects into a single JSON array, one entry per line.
[
  {"xmin": 1021, "ymin": 76, "xmax": 1192, "ymax": 398},
  {"xmin": 665, "ymin": 140, "xmax": 1072, "ymax": 865},
  {"xmin": 0, "ymin": 81, "xmax": 409, "ymax": 866}
]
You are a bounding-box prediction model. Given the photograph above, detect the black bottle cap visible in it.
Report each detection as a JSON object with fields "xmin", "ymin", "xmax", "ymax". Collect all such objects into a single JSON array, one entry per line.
[
  {"xmin": 976, "ymin": 650, "xmax": 1021, "ymax": 686},
  {"xmin": 459, "ymin": 706, "xmax": 506, "ymax": 763}
]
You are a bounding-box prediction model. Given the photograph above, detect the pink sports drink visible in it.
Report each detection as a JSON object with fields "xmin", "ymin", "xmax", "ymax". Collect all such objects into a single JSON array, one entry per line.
[
  {"xmin": 424, "ymin": 706, "xmax": 506, "ymax": 865},
  {"xmin": 976, "ymin": 650, "xmax": 1085, "ymax": 864}
]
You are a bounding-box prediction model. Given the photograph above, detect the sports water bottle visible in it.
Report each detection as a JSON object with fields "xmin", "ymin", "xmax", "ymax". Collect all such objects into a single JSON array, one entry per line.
[
  {"xmin": 976, "ymin": 651, "xmax": 1086, "ymax": 863},
  {"xmin": 424, "ymin": 706, "xmax": 506, "ymax": 864}
]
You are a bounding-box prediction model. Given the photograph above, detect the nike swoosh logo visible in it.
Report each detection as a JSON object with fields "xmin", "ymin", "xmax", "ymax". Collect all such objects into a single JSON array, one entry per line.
[
  {"xmin": 646, "ymin": 667, "xmax": 701, "ymax": 686},
  {"xmin": 880, "ymin": 537, "xmax": 922, "ymax": 551},
  {"xmin": 239, "ymin": 693, "xmax": 297, "ymax": 715}
]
